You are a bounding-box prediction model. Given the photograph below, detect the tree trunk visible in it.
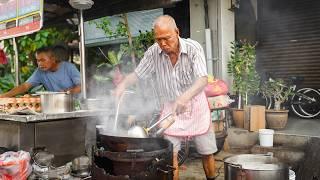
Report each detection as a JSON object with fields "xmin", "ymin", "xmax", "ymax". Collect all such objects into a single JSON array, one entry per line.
[
  {"xmin": 274, "ymin": 101, "xmax": 281, "ymax": 111},
  {"xmin": 238, "ymin": 94, "xmax": 242, "ymax": 109},
  {"xmin": 122, "ymin": 13, "xmax": 136, "ymax": 68}
]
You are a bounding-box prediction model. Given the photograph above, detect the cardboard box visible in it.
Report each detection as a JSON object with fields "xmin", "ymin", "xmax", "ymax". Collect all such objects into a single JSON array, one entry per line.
[{"xmin": 244, "ymin": 105, "xmax": 266, "ymax": 132}]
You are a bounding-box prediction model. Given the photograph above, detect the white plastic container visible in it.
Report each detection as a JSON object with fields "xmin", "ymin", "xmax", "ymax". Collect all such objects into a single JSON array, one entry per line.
[
  {"xmin": 289, "ymin": 169, "xmax": 296, "ymax": 180},
  {"xmin": 259, "ymin": 129, "xmax": 275, "ymax": 147}
]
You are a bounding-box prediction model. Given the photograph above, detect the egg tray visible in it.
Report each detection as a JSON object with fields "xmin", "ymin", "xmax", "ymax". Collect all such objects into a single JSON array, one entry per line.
[{"xmin": 0, "ymin": 97, "xmax": 41, "ymax": 113}]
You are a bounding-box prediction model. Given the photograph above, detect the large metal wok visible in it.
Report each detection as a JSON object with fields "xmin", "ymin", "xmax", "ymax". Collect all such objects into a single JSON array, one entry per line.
[
  {"xmin": 98, "ymin": 133, "xmax": 171, "ymax": 152},
  {"xmin": 96, "ymin": 131, "xmax": 175, "ymax": 177}
]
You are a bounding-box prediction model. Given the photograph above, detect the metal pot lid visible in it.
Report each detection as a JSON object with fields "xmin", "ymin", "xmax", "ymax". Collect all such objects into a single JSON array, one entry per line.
[
  {"xmin": 36, "ymin": 91, "xmax": 68, "ymax": 95},
  {"xmin": 235, "ymin": 162, "xmax": 287, "ymax": 170},
  {"xmin": 224, "ymin": 154, "xmax": 288, "ymax": 170}
]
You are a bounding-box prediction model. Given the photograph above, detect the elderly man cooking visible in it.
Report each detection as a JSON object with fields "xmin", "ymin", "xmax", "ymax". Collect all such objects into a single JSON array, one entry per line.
[
  {"xmin": 0, "ymin": 46, "xmax": 81, "ymax": 98},
  {"xmin": 114, "ymin": 15, "xmax": 217, "ymax": 180}
]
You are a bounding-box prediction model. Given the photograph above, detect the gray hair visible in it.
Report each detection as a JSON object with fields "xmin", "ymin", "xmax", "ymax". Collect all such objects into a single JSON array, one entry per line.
[{"xmin": 153, "ymin": 15, "xmax": 178, "ymax": 30}]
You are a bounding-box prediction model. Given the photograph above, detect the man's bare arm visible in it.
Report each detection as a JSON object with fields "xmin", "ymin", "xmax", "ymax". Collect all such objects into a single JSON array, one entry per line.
[
  {"xmin": 114, "ymin": 72, "xmax": 138, "ymax": 99},
  {"xmin": 0, "ymin": 82, "xmax": 32, "ymax": 98},
  {"xmin": 64, "ymin": 85, "xmax": 81, "ymax": 94},
  {"xmin": 174, "ymin": 76, "xmax": 208, "ymax": 114}
]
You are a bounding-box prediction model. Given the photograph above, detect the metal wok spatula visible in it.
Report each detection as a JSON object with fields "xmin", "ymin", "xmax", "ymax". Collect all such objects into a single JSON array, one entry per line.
[{"xmin": 127, "ymin": 113, "xmax": 173, "ymax": 138}]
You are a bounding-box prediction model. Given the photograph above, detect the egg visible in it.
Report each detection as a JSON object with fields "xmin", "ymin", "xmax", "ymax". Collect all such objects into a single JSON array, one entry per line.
[
  {"xmin": 30, "ymin": 98, "xmax": 36, "ymax": 103},
  {"xmin": 16, "ymin": 98, "xmax": 22, "ymax": 104},
  {"xmin": 11, "ymin": 98, "xmax": 17, "ymax": 104},
  {"xmin": 35, "ymin": 106, "xmax": 41, "ymax": 112},
  {"xmin": 23, "ymin": 97, "xmax": 30, "ymax": 104},
  {"xmin": 35, "ymin": 98, "xmax": 41, "ymax": 103},
  {"xmin": 23, "ymin": 94, "xmax": 31, "ymax": 98}
]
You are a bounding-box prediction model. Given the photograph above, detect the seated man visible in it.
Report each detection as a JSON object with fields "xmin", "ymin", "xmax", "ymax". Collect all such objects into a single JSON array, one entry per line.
[{"xmin": 0, "ymin": 46, "xmax": 81, "ymax": 98}]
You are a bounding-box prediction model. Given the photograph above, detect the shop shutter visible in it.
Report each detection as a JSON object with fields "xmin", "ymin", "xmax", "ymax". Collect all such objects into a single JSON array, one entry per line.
[{"xmin": 257, "ymin": 0, "xmax": 320, "ymax": 89}]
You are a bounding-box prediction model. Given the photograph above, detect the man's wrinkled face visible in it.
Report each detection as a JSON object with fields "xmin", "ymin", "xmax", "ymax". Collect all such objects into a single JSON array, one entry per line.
[
  {"xmin": 154, "ymin": 26, "xmax": 179, "ymax": 54},
  {"xmin": 35, "ymin": 52, "xmax": 56, "ymax": 71}
]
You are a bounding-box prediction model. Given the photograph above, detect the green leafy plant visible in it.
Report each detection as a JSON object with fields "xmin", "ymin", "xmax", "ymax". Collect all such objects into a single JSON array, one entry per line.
[
  {"xmin": 0, "ymin": 74, "xmax": 15, "ymax": 93},
  {"xmin": 260, "ymin": 78, "xmax": 294, "ymax": 110},
  {"xmin": 93, "ymin": 49, "xmax": 124, "ymax": 82},
  {"xmin": 90, "ymin": 14, "xmax": 154, "ymax": 87},
  {"xmin": 128, "ymin": 30, "xmax": 154, "ymax": 59},
  {"xmin": 91, "ymin": 15, "xmax": 154, "ymax": 67},
  {"xmin": 227, "ymin": 40, "xmax": 260, "ymax": 109}
]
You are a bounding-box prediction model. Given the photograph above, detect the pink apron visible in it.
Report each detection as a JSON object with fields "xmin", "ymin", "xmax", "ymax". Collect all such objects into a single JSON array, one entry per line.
[{"xmin": 160, "ymin": 91, "xmax": 211, "ymax": 137}]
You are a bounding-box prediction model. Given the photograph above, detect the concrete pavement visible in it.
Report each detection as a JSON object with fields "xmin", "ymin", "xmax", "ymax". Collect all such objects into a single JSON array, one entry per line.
[{"xmin": 179, "ymin": 151, "xmax": 234, "ymax": 180}]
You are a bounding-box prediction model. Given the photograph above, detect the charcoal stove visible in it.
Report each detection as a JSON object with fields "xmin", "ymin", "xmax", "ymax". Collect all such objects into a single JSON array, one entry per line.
[{"xmin": 92, "ymin": 132, "xmax": 174, "ymax": 180}]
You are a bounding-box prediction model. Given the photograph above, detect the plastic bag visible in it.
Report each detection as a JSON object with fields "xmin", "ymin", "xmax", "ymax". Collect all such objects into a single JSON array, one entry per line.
[
  {"xmin": 204, "ymin": 76, "xmax": 228, "ymax": 97},
  {"xmin": 207, "ymin": 95, "xmax": 231, "ymax": 109},
  {"xmin": 0, "ymin": 151, "xmax": 32, "ymax": 180}
]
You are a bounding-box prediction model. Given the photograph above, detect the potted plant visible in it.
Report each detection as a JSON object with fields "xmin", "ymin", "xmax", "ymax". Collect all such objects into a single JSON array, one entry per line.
[
  {"xmin": 260, "ymin": 78, "xmax": 294, "ymax": 129},
  {"xmin": 227, "ymin": 40, "xmax": 260, "ymax": 128}
]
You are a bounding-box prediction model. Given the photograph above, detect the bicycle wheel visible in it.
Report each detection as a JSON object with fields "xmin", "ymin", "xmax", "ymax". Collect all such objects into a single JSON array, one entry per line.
[
  {"xmin": 291, "ymin": 88, "xmax": 320, "ymax": 118},
  {"xmin": 291, "ymin": 92, "xmax": 310, "ymax": 118}
]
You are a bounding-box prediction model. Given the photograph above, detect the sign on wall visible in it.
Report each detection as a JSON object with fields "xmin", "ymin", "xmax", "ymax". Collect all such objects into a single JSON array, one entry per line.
[{"xmin": 0, "ymin": 0, "xmax": 43, "ymax": 40}]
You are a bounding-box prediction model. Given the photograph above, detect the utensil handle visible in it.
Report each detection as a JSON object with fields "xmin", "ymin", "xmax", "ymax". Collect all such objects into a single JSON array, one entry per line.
[
  {"xmin": 147, "ymin": 113, "xmax": 172, "ymax": 131},
  {"xmin": 228, "ymin": 163, "xmax": 243, "ymax": 169},
  {"xmin": 155, "ymin": 118, "xmax": 175, "ymax": 136}
]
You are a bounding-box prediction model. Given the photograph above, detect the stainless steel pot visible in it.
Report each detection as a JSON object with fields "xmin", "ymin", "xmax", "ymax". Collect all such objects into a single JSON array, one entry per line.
[
  {"xmin": 36, "ymin": 92, "xmax": 73, "ymax": 114},
  {"xmin": 224, "ymin": 154, "xmax": 289, "ymax": 180}
]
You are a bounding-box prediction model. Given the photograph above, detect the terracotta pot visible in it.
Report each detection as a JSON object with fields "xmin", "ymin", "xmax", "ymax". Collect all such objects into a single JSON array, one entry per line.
[
  {"xmin": 266, "ymin": 109, "xmax": 289, "ymax": 129},
  {"xmin": 231, "ymin": 108, "xmax": 245, "ymax": 128}
]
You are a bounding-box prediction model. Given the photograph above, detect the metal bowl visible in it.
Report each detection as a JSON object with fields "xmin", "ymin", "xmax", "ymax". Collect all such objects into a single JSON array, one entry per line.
[
  {"xmin": 71, "ymin": 156, "xmax": 90, "ymax": 172},
  {"xmin": 34, "ymin": 151, "xmax": 55, "ymax": 167},
  {"xmin": 127, "ymin": 125, "xmax": 148, "ymax": 138}
]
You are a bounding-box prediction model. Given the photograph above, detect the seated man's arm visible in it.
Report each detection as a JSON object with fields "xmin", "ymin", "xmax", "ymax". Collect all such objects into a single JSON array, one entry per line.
[
  {"xmin": 64, "ymin": 84, "xmax": 81, "ymax": 94},
  {"xmin": 67, "ymin": 63, "xmax": 81, "ymax": 94},
  {"xmin": 0, "ymin": 82, "xmax": 33, "ymax": 98}
]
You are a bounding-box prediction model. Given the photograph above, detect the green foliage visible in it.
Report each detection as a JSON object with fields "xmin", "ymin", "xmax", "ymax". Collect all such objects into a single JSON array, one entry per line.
[
  {"xmin": 0, "ymin": 74, "xmax": 15, "ymax": 93},
  {"xmin": 91, "ymin": 15, "xmax": 154, "ymax": 64},
  {"xmin": 91, "ymin": 17, "xmax": 115, "ymax": 37},
  {"xmin": 227, "ymin": 40, "xmax": 260, "ymax": 108},
  {"xmin": 115, "ymin": 21, "xmax": 128, "ymax": 38},
  {"xmin": 107, "ymin": 50, "xmax": 123, "ymax": 66},
  {"xmin": 132, "ymin": 30, "xmax": 155, "ymax": 59},
  {"xmin": 93, "ymin": 49, "xmax": 124, "ymax": 83},
  {"xmin": 90, "ymin": 14, "xmax": 155, "ymax": 85},
  {"xmin": 90, "ymin": 16, "xmax": 127, "ymax": 39}
]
